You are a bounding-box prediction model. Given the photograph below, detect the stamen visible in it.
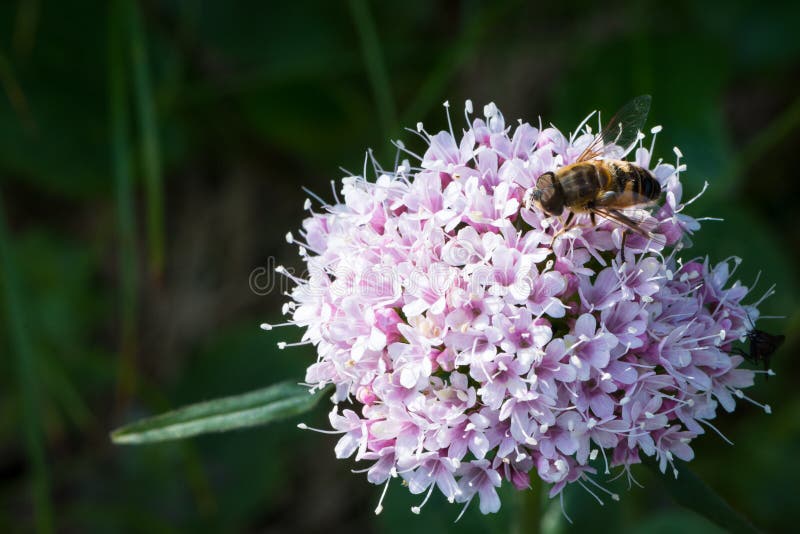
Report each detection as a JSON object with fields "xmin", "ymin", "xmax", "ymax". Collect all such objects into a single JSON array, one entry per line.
[
  {"xmin": 277, "ymin": 340, "xmax": 312, "ymax": 349},
  {"xmin": 697, "ymin": 418, "xmax": 734, "ymax": 445},
  {"xmin": 752, "ymin": 283, "xmax": 777, "ymax": 308},
  {"xmin": 598, "ymin": 444, "xmax": 611, "ymax": 474},
  {"xmin": 296, "ymin": 422, "xmax": 344, "ymax": 435},
  {"xmin": 375, "ymin": 475, "xmax": 392, "ymax": 515},
  {"xmin": 512, "ymin": 410, "xmax": 537, "ymax": 445},
  {"xmin": 411, "ymin": 483, "xmax": 436, "ymax": 514},
  {"xmin": 330, "ymin": 180, "xmax": 340, "ymax": 204},
  {"xmin": 454, "ymin": 496, "xmax": 473, "ymax": 523},
  {"xmin": 649, "ymin": 125, "xmax": 662, "ymax": 158},
  {"xmin": 405, "ymin": 126, "xmax": 429, "ymax": 145},
  {"xmin": 275, "ymin": 265, "xmax": 303, "ymax": 285},
  {"xmin": 391, "ymin": 139, "xmax": 423, "ymax": 162},
  {"xmin": 260, "ymin": 322, "xmax": 294, "ymax": 331},
  {"xmin": 443, "ymin": 100, "xmax": 456, "ymax": 141},
  {"xmin": 678, "ymin": 181, "xmax": 709, "ymax": 211},
  {"xmin": 560, "ymin": 492, "xmax": 574, "ymax": 524},
  {"xmin": 733, "ymin": 389, "xmax": 772, "ymax": 414},
  {"xmin": 302, "ymin": 186, "xmax": 328, "ymax": 206},
  {"xmin": 570, "ymin": 110, "xmax": 598, "ymax": 144},
  {"xmin": 582, "ymin": 474, "xmax": 620, "ymax": 501}
]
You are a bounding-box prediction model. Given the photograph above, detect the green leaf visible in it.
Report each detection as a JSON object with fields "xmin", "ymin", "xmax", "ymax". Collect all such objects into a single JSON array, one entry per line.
[
  {"xmin": 110, "ymin": 0, "xmax": 140, "ymax": 407},
  {"xmin": 347, "ymin": 0, "xmax": 397, "ymax": 139},
  {"xmin": 111, "ymin": 381, "xmax": 328, "ymax": 445},
  {"xmin": 0, "ymin": 190, "xmax": 53, "ymax": 533},
  {"xmin": 127, "ymin": 0, "xmax": 165, "ymax": 278},
  {"xmin": 644, "ymin": 458, "xmax": 759, "ymax": 534}
]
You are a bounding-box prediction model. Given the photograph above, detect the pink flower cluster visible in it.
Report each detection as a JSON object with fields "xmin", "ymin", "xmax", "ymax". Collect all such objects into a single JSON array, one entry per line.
[{"xmin": 274, "ymin": 101, "xmax": 771, "ymax": 517}]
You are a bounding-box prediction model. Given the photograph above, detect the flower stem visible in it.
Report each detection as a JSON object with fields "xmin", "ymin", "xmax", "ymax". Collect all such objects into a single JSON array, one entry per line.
[{"xmin": 515, "ymin": 478, "xmax": 541, "ymax": 534}]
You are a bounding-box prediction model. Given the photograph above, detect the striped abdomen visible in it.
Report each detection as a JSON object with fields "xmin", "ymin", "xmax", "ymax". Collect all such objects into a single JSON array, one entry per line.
[{"xmin": 555, "ymin": 160, "xmax": 660, "ymax": 211}]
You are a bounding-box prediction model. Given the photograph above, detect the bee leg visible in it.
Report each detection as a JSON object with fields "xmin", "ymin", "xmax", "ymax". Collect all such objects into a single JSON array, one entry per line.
[
  {"xmin": 563, "ymin": 211, "xmax": 574, "ymax": 228},
  {"xmin": 620, "ymin": 229, "xmax": 627, "ymax": 259},
  {"xmin": 550, "ymin": 211, "xmax": 574, "ymax": 246}
]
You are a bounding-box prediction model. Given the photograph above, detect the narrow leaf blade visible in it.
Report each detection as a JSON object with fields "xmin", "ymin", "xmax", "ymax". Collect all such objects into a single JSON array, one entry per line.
[
  {"xmin": 347, "ymin": 0, "xmax": 397, "ymax": 139},
  {"xmin": 110, "ymin": 0, "xmax": 140, "ymax": 408},
  {"xmin": 111, "ymin": 381, "xmax": 327, "ymax": 445},
  {"xmin": 127, "ymin": 0, "xmax": 165, "ymax": 278},
  {"xmin": 644, "ymin": 458, "xmax": 759, "ymax": 534},
  {"xmin": 0, "ymin": 190, "xmax": 54, "ymax": 532}
]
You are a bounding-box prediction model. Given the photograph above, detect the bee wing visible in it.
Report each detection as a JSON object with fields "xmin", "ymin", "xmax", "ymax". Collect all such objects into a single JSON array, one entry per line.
[
  {"xmin": 575, "ymin": 95, "xmax": 652, "ymax": 163},
  {"xmin": 590, "ymin": 206, "xmax": 665, "ymax": 246},
  {"xmin": 594, "ymin": 188, "xmax": 660, "ymax": 210}
]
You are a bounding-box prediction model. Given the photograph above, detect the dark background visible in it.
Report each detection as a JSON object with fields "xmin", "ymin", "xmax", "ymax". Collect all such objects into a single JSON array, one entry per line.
[{"xmin": 1, "ymin": 1, "xmax": 798, "ymax": 532}]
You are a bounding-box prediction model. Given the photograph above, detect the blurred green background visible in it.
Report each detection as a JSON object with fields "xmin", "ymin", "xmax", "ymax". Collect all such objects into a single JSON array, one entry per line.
[{"xmin": 1, "ymin": 0, "xmax": 798, "ymax": 532}]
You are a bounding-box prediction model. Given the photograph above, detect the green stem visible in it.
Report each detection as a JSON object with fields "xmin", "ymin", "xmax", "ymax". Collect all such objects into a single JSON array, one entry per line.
[
  {"xmin": 516, "ymin": 477, "xmax": 541, "ymax": 534},
  {"xmin": 127, "ymin": 0, "xmax": 165, "ymax": 279},
  {"xmin": 0, "ymin": 190, "xmax": 53, "ymax": 533},
  {"xmin": 110, "ymin": 0, "xmax": 140, "ymax": 407}
]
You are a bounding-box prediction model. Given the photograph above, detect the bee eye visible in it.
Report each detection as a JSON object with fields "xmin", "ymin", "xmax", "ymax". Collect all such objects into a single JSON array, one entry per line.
[{"xmin": 535, "ymin": 172, "xmax": 556, "ymax": 190}]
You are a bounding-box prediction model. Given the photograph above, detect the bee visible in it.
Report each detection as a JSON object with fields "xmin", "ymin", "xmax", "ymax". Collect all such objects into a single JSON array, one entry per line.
[
  {"xmin": 732, "ymin": 328, "xmax": 785, "ymax": 375},
  {"xmin": 525, "ymin": 95, "xmax": 662, "ymax": 242}
]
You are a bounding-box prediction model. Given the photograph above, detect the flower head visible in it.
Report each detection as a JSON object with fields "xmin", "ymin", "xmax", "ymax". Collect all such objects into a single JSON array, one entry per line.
[{"xmin": 273, "ymin": 100, "xmax": 773, "ymax": 517}]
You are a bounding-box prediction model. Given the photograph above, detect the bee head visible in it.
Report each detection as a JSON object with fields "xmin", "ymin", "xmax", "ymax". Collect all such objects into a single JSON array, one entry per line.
[{"xmin": 531, "ymin": 172, "xmax": 564, "ymax": 216}]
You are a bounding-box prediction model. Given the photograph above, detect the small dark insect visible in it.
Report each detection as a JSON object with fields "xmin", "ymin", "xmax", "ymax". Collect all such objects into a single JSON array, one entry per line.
[{"xmin": 731, "ymin": 329, "xmax": 785, "ymax": 375}]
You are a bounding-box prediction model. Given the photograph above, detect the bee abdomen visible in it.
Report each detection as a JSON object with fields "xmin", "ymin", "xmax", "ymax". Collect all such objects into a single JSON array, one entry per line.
[
  {"xmin": 633, "ymin": 165, "xmax": 661, "ymax": 200},
  {"xmin": 637, "ymin": 167, "xmax": 661, "ymax": 200},
  {"xmin": 612, "ymin": 162, "xmax": 660, "ymax": 200}
]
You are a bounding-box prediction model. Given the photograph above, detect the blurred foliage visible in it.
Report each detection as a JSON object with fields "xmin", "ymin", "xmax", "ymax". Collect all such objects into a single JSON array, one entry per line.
[{"xmin": 0, "ymin": 0, "xmax": 798, "ymax": 532}]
